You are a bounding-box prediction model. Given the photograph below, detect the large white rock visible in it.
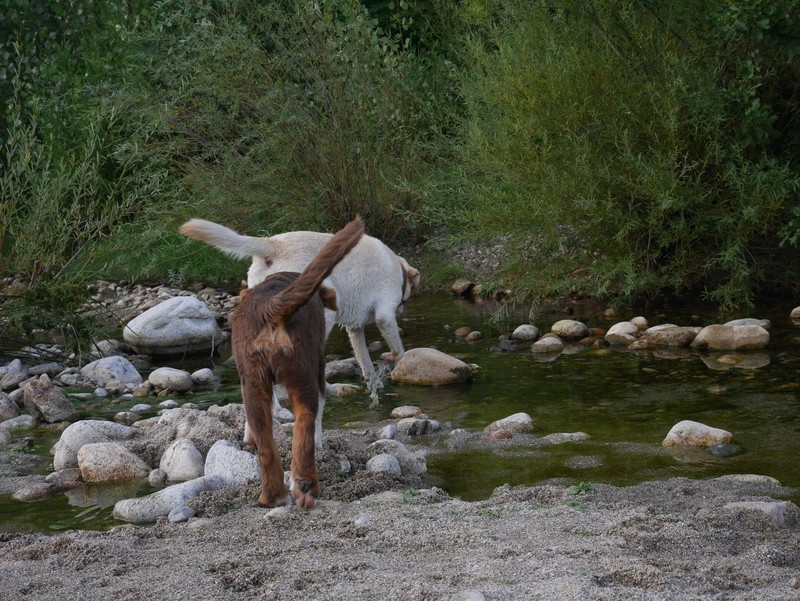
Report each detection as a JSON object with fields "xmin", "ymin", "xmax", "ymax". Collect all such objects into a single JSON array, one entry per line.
[
  {"xmin": 160, "ymin": 438, "xmax": 205, "ymax": 482},
  {"xmin": 77, "ymin": 442, "xmax": 151, "ymax": 482},
  {"xmin": 113, "ymin": 475, "xmax": 225, "ymax": 523},
  {"xmin": 484, "ymin": 412, "xmax": 535, "ymax": 433},
  {"xmin": 123, "ymin": 296, "xmax": 221, "ymax": 356},
  {"xmin": 81, "ymin": 356, "xmax": 143, "ymax": 386},
  {"xmin": 204, "ymin": 440, "xmax": 259, "ymax": 485},
  {"xmin": 691, "ymin": 324, "xmax": 770, "ymax": 351},
  {"xmin": 390, "ymin": 348, "xmax": 472, "ymax": 385},
  {"xmin": 52, "ymin": 420, "xmax": 137, "ymax": 470},
  {"xmin": 662, "ymin": 420, "xmax": 733, "ymax": 447},
  {"xmin": 148, "ymin": 367, "xmax": 194, "ymax": 392}
]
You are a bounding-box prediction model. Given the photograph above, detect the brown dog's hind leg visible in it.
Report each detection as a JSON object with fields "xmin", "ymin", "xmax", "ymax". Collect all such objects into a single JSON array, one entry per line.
[
  {"xmin": 287, "ymin": 385, "xmax": 320, "ymax": 509},
  {"xmin": 242, "ymin": 374, "xmax": 289, "ymax": 507}
]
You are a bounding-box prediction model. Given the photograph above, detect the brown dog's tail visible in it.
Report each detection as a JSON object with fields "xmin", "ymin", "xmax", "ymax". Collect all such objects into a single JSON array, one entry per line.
[{"xmin": 269, "ymin": 216, "xmax": 365, "ymax": 323}]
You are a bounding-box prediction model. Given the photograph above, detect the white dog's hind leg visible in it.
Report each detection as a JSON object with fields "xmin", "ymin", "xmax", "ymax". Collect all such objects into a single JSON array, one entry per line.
[{"xmin": 346, "ymin": 326, "xmax": 376, "ymax": 382}]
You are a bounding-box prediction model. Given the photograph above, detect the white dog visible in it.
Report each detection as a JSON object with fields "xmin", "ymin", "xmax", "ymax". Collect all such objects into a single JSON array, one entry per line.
[{"xmin": 180, "ymin": 219, "xmax": 420, "ymax": 388}]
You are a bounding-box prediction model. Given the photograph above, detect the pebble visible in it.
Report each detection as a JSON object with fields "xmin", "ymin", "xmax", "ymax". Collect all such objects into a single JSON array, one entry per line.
[
  {"xmin": 129, "ymin": 403, "xmax": 151, "ymax": 414},
  {"xmin": 354, "ymin": 516, "xmax": 371, "ymax": 527}
]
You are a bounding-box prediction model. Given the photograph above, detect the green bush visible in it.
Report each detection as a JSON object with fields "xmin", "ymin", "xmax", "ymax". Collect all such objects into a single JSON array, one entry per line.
[
  {"xmin": 144, "ymin": 0, "xmax": 452, "ymax": 245},
  {"xmin": 434, "ymin": 0, "xmax": 800, "ymax": 309}
]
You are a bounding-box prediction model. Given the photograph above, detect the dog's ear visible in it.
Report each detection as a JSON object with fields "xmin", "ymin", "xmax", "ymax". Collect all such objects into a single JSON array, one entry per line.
[
  {"xmin": 406, "ymin": 267, "xmax": 421, "ymax": 296},
  {"xmin": 319, "ymin": 286, "xmax": 337, "ymax": 311},
  {"xmin": 239, "ymin": 287, "xmax": 252, "ymax": 302}
]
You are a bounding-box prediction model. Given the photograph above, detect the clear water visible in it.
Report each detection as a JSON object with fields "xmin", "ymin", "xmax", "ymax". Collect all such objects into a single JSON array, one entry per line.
[{"xmin": 2, "ymin": 294, "xmax": 799, "ymax": 532}]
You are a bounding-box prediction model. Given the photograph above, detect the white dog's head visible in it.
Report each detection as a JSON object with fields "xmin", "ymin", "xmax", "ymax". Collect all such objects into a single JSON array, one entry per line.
[{"xmin": 399, "ymin": 257, "xmax": 421, "ymax": 302}]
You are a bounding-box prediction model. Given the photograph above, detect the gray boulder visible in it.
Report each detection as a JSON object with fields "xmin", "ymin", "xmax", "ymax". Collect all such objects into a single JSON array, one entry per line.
[
  {"xmin": 52, "ymin": 420, "xmax": 137, "ymax": 470},
  {"xmin": 148, "ymin": 367, "xmax": 193, "ymax": 392},
  {"xmin": 605, "ymin": 322, "xmax": 639, "ymax": 346},
  {"xmin": 0, "ymin": 392, "xmax": 21, "ymax": 422},
  {"xmin": 22, "ymin": 374, "xmax": 76, "ymax": 423},
  {"xmin": 662, "ymin": 420, "xmax": 733, "ymax": 447},
  {"xmin": 123, "ymin": 296, "xmax": 221, "ymax": 356},
  {"xmin": 390, "ymin": 348, "xmax": 472, "ymax": 385},
  {"xmin": 531, "ymin": 336, "xmax": 565, "ymax": 354},
  {"xmin": 77, "ymin": 442, "xmax": 151, "ymax": 482},
  {"xmin": 550, "ymin": 319, "xmax": 589, "ymax": 340},
  {"xmin": 160, "ymin": 438, "xmax": 205, "ymax": 482},
  {"xmin": 511, "ymin": 324, "xmax": 540, "ymax": 342},
  {"xmin": 691, "ymin": 324, "xmax": 770, "ymax": 351},
  {"xmin": 204, "ymin": 440, "xmax": 259, "ymax": 485},
  {"xmin": 365, "ymin": 453, "xmax": 402, "ymax": 476}
]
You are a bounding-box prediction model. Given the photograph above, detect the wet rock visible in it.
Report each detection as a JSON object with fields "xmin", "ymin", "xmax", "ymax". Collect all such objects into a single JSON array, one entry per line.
[
  {"xmin": 390, "ymin": 348, "xmax": 472, "ymax": 385},
  {"xmin": 691, "ymin": 324, "xmax": 770, "ymax": 351},
  {"xmin": 123, "ymin": 296, "xmax": 222, "ymax": 356},
  {"xmin": 325, "ymin": 358, "xmax": 361, "ymax": 380},
  {"xmin": 77, "ymin": 442, "xmax": 151, "ymax": 482},
  {"xmin": 204, "ymin": 440, "xmax": 259, "ymax": 485},
  {"xmin": 540, "ymin": 432, "xmax": 591, "ymax": 445},
  {"xmin": 0, "ymin": 392, "xmax": 21, "ymax": 422},
  {"xmin": 390, "ymin": 405, "xmax": 423, "ymax": 419},
  {"xmin": 81, "ymin": 356, "xmax": 143, "ymax": 387},
  {"xmin": 484, "ymin": 412, "xmax": 535, "ymax": 433},
  {"xmin": 699, "ymin": 352, "xmax": 771, "ymax": 371},
  {"xmin": 365, "ymin": 453, "xmax": 401, "ymax": 476},
  {"xmin": 724, "ymin": 318, "xmax": 771, "ymax": 330},
  {"xmin": 1, "ymin": 359, "xmax": 27, "ymax": 391},
  {"xmin": 662, "ymin": 420, "xmax": 733, "ymax": 447},
  {"xmin": 707, "ymin": 443, "xmax": 744, "ymax": 458},
  {"xmin": 13, "ymin": 481, "xmax": 61, "ymax": 501},
  {"xmin": 327, "ymin": 383, "xmax": 361, "ymax": 398},
  {"xmin": 160, "ymin": 438, "xmax": 205, "ymax": 482},
  {"xmin": 113, "ymin": 475, "xmax": 225, "ymax": 524},
  {"xmin": 450, "ymin": 279, "xmax": 476, "ymax": 298},
  {"xmin": 454, "ymin": 326, "xmax": 472, "ymax": 338},
  {"xmin": 52, "ymin": 420, "xmax": 138, "ymax": 470},
  {"xmin": 22, "ymin": 375, "xmax": 76, "ymax": 423},
  {"xmin": 551, "ymin": 319, "xmax": 589, "ymax": 340},
  {"xmin": 645, "ymin": 326, "xmax": 702, "ymax": 347},
  {"xmin": 148, "ymin": 367, "xmax": 193, "ymax": 392},
  {"xmin": 630, "ymin": 316, "xmax": 648, "ymax": 330},
  {"xmin": 605, "ymin": 322, "xmax": 639, "ymax": 346},
  {"xmin": 511, "ymin": 324, "xmax": 540, "ymax": 342},
  {"xmin": 465, "ymin": 331, "xmax": 483, "ymax": 342},
  {"xmin": 396, "ymin": 417, "xmax": 441, "ymax": 436},
  {"xmin": 531, "ymin": 336, "xmax": 564, "ymax": 354},
  {"xmin": 45, "ymin": 468, "xmax": 82, "ymax": 486}
]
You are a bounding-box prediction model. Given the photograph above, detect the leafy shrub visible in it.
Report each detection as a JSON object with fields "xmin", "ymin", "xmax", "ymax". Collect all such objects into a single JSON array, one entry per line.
[{"xmin": 435, "ymin": 0, "xmax": 800, "ymax": 309}]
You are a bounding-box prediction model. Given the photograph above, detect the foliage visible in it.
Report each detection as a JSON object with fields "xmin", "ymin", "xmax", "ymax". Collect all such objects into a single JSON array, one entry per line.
[
  {"xmin": 433, "ymin": 0, "xmax": 800, "ymax": 309},
  {"xmin": 140, "ymin": 0, "xmax": 454, "ymax": 245}
]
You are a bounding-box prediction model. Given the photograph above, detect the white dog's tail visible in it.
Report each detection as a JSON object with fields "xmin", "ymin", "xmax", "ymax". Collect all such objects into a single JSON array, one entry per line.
[{"xmin": 179, "ymin": 219, "xmax": 278, "ymax": 259}]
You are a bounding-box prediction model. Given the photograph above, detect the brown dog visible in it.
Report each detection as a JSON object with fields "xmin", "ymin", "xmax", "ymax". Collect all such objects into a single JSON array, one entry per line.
[{"xmin": 231, "ymin": 217, "xmax": 364, "ymax": 508}]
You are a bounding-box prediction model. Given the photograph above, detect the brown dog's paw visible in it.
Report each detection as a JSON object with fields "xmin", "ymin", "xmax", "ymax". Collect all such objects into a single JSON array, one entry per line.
[
  {"xmin": 289, "ymin": 478, "xmax": 318, "ymax": 509},
  {"xmin": 258, "ymin": 491, "xmax": 291, "ymax": 508}
]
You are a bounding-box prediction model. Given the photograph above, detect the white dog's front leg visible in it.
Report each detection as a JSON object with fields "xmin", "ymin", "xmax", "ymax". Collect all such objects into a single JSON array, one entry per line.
[
  {"xmin": 346, "ymin": 326, "xmax": 376, "ymax": 382},
  {"xmin": 375, "ymin": 309, "xmax": 405, "ymax": 363}
]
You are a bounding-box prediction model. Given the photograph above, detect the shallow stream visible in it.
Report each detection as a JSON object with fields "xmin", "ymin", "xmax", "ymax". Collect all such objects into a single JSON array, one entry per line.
[{"xmin": 2, "ymin": 294, "xmax": 799, "ymax": 532}]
